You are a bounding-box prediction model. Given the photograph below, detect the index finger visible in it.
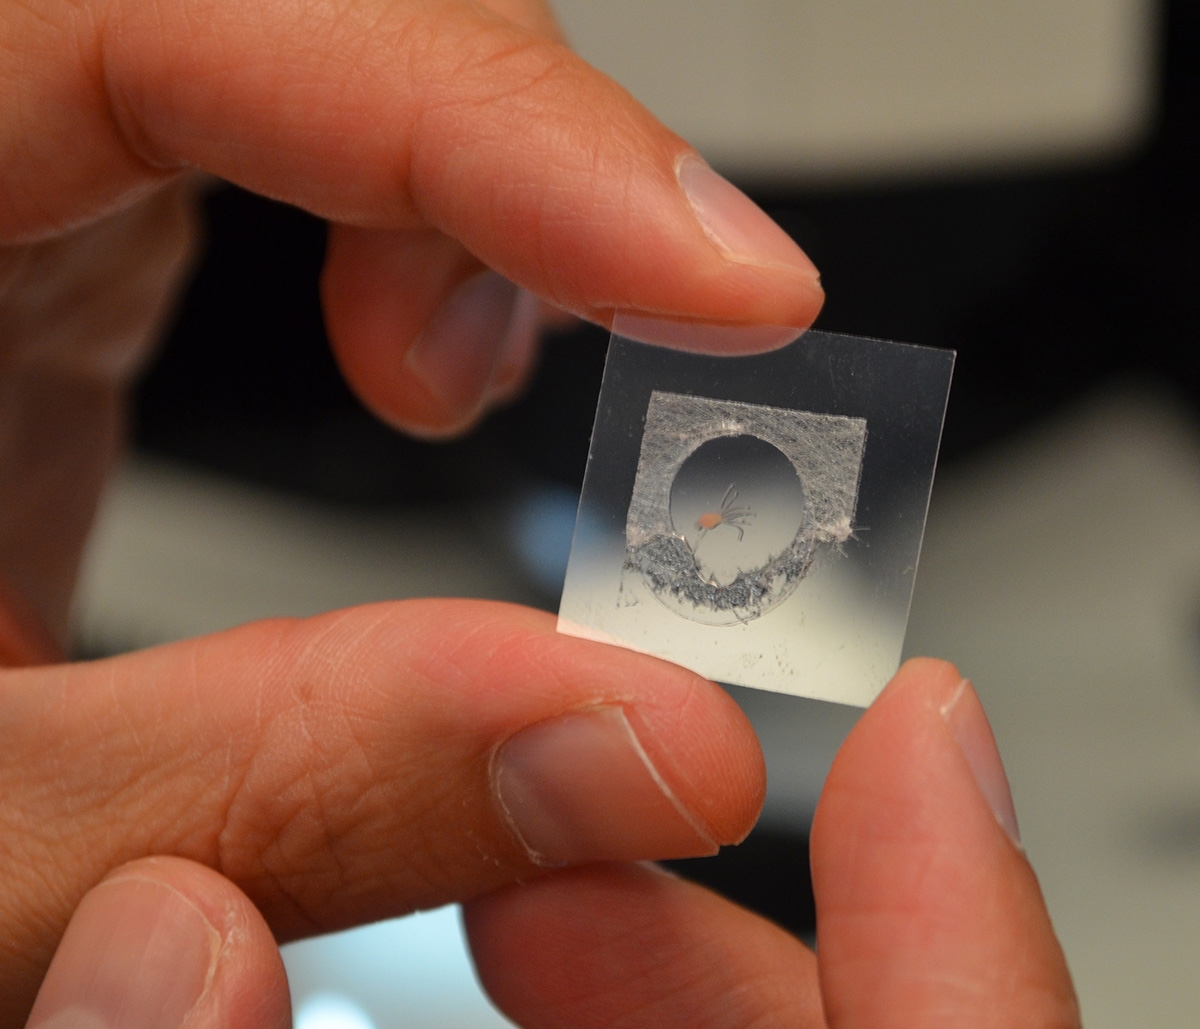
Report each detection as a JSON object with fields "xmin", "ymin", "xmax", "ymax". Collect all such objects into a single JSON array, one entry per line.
[{"xmin": 7, "ymin": 0, "xmax": 822, "ymax": 340}]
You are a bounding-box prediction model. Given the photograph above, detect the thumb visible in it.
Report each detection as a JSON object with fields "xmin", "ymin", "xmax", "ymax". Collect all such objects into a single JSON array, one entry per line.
[
  {"xmin": 23, "ymin": 858, "xmax": 290, "ymax": 1029},
  {"xmin": 811, "ymin": 658, "xmax": 1081, "ymax": 1027}
]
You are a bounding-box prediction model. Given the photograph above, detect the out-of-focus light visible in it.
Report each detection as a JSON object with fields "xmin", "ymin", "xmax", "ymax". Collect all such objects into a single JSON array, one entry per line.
[
  {"xmin": 505, "ymin": 482, "xmax": 579, "ymax": 597},
  {"xmin": 294, "ymin": 993, "xmax": 378, "ymax": 1029},
  {"xmin": 282, "ymin": 907, "xmax": 515, "ymax": 1029}
]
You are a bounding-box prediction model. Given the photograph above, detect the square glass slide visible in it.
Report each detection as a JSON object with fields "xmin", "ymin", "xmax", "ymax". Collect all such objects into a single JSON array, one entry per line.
[{"xmin": 558, "ymin": 320, "xmax": 954, "ymax": 707}]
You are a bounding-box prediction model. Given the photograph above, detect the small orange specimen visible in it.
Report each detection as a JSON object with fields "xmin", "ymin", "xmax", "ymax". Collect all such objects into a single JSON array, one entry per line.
[{"xmin": 695, "ymin": 484, "xmax": 755, "ymax": 541}]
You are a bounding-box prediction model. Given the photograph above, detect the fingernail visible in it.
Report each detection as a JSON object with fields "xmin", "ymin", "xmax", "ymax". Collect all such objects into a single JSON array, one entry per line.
[
  {"xmin": 406, "ymin": 270, "xmax": 518, "ymax": 422},
  {"xmin": 611, "ymin": 312, "xmax": 803, "ymax": 354},
  {"xmin": 941, "ymin": 679, "xmax": 1022, "ymax": 848},
  {"xmin": 492, "ymin": 706, "xmax": 718, "ymax": 866},
  {"xmin": 487, "ymin": 287, "xmax": 542, "ymax": 403},
  {"xmin": 677, "ymin": 154, "xmax": 820, "ymax": 278},
  {"xmin": 26, "ymin": 876, "xmax": 219, "ymax": 1029}
]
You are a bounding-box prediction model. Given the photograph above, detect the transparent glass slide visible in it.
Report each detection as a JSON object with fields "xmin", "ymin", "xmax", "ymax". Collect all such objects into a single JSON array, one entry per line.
[{"xmin": 558, "ymin": 318, "xmax": 953, "ymax": 707}]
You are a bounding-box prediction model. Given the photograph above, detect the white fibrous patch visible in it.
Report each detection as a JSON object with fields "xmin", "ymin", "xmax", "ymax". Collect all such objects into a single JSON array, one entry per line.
[{"xmin": 622, "ymin": 391, "xmax": 866, "ymax": 625}]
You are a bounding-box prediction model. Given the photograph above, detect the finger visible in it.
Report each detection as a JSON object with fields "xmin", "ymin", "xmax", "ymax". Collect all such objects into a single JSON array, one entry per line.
[
  {"xmin": 484, "ymin": 287, "xmax": 543, "ymax": 409},
  {"xmin": 465, "ymin": 863, "xmax": 824, "ymax": 1029},
  {"xmin": 24, "ymin": 857, "xmax": 290, "ymax": 1029},
  {"xmin": 9, "ymin": 0, "xmax": 822, "ymax": 338},
  {"xmin": 320, "ymin": 225, "xmax": 541, "ymax": 436},
  {"xmin": 811, "ymin": 658, "xmax": 1081, "ymax": 1028},
  {"xmin": 0, "ymin": 600, "xmax": 764, "ymax": 1017}
]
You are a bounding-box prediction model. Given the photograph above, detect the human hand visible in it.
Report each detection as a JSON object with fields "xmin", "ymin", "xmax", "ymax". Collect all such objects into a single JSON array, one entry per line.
[
  {"xmin": 18, "ymin": 653, "xmax": 1080, "ymax": 1028},
  {"xmin": 7, "ymin": 599, "xmax": 765, "ymax": 1026},
  {"xmin": 467, "ymin": 658, "xmax": 1082, "ymax": 1028},
  {"xmin": 2, "ymin": 1, "xmax": 1078, "ymax": 1024},
  {"xmin": 0, "ymin": 0, "xmax": 824, "ymax": 645}
]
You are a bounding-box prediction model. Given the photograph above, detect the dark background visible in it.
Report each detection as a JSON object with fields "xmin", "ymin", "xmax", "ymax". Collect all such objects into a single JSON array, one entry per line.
[{"xmin": 131, "ymin": 1, "xmax": 1199, "ymax": 940}]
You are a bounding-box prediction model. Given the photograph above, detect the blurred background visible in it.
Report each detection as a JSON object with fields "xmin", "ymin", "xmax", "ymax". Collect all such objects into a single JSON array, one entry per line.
[{"xmin": 74, "ymin": 0, "xmax": 1200, "ymax": 1025}]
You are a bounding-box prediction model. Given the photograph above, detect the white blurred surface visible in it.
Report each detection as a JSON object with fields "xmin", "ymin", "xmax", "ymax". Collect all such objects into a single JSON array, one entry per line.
[
  {"xmin": 285, "ymin": 909, "xmax": 513, "ymax": 1029},
  {"xmin": 554, "ymin": 0, "xmax": 1157, "ymax": 180},
  {"xmin": 75, "ymin": 385, "xmax": 1200, "ymax": 1025},
  {"xmin": 74, "ymin": 464, "xmax": 541, "ymax": 652}
]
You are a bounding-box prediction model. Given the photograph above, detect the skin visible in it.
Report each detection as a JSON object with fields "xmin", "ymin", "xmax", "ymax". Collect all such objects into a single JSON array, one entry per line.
[{"xmin": 0, "ymin": 0, "xmax": 1080, "ymax": 1025}]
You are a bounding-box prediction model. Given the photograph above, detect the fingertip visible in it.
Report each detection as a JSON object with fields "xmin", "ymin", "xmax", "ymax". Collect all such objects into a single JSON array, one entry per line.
[
  {"xmin": 624, "ymin": 670, "xmax": 767, "ymax": 848},
  {"xmin": 880, "ymin": 655, "xmax": 965, "ymax": 705},
  {"xmin": 896, "ymin": 654, "xmax": 963, "ymax": 680},
  {"xmin": 472, "ymin": 624, "xmax": 766, "ymax": 865},
  {"xmin": 490, "ymin": 706, "xmax": 722, "ymax": 866},
  {"xmin": 675, "ymin": 155, "xmax": 818, "ymax": 278},
  {"xmin": 608, "ymin": 313, "xmax": 807, "ymax": 355},
  {"xmin": 322, "ymin": 225, "xmax": 501, "ymax": 437},
  {"xmin": 26, "ymin": 857, "xmax": 290, "ymax": 1029},
  {"xmin": 941, "ymin": 678, "xmax": 1022, "ymax": 848},
  {"xmin": 401, "ymin": 270, "xmax": 520, "ymax": 433},
  {"xmin": 484, "ymin": 286, "xmax": 542, "ymax": 406},
  {"xmin": 812, "ymin": 655, "xmax": 1080, "ymax": 1026}
]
